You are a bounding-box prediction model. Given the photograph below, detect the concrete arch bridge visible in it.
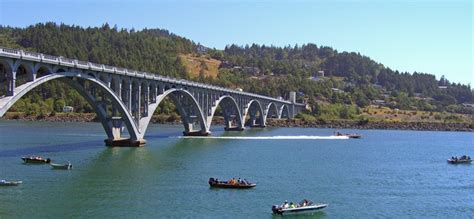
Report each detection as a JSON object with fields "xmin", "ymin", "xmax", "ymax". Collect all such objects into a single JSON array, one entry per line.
[{"xmin": 0, "ymin": 47, "xmax": 305, "ymax": 146}]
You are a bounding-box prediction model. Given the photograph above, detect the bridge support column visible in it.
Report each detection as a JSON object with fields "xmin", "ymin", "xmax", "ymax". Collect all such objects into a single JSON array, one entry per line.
[
  {"xmin": 223, "ymin": 116, "xmax": 245, "ymax": 131},
  {"xmin": 183, "ymin": 130, "xmax": 211, "ymax": 136},
  {"xmin": 105, "ymin": 117, "xmax": 146, "ymax": 146},
  {"xmin": 104, "ymin": 138, "xmax": 146, "ymax": 147},
  {"xmin": 182, "ymin": 121, "xmax": 211, "ymax": 136}
]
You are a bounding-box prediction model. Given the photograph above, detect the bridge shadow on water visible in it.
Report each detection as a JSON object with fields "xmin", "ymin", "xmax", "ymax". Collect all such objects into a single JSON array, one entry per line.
[
  {"xmin": 0, "ymin": 133, "xmax": 178, "ymax": 158},
  {"xmin": 0, "ymin": 140, "xmax": 104, "ymax": 158}
]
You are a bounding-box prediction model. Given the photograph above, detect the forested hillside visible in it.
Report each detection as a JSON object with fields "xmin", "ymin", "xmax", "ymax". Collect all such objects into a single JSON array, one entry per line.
[{"xmin": 0, "ymin": 22, "xmax": 472, "ymax": 119}]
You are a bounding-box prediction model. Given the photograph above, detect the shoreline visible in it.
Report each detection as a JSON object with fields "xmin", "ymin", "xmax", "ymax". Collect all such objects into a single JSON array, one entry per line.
[{"xmin": 1, "ymin": 112, "xmax": 473, "ymax": 132}]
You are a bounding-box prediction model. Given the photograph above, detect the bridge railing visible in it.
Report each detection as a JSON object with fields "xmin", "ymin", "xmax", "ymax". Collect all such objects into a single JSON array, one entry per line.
[
  {"xmin": 89, "ymin": 62, "xmax": 104, "ymax": 71},
  {"xmin": 22, "ymin": 51, "xmax": 41, "ymax": 61},
  {"xmin": 59, "ymin": 57, "xmax": 75, "ymax": 67},
  {"xmin": 42, "ymin": 54, "xmax": 60, "ymax": 64},
  {"xmin": 0, "ymin": 47, "xmax": 21, "ymax": 58},
  {"xmin": 0, "ymin": 46, "xmax": 296, "ymax": 104}
]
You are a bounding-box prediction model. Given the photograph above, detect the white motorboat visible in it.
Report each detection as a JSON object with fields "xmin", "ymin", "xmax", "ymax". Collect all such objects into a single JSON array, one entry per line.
[{"xmin": 272, "ymin": 201, "xmax": 327, "ymax": 215}]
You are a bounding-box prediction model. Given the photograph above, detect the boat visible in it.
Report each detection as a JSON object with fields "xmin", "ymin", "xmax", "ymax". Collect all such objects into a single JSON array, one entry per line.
[
  {"xmin": 0, "ymin": 180, "xmax": 22, "ymax": 186},
  {"xmin": 208, "ymin": 177, "xmax": 256, "ymax": 189},
  {"xmin": 21, "ymin": 156, "xmax": 51, "ymax": 164},
  {"xmin": 447, "ymin": 155, "xmax": 472, "ymax": 164},
  {"xmin": 335, "ymin": 131, "xmax": 362, "ymax": 139},
  {"xmin": 272, "ymin": 200, "xmax": 328, "ymax": 215},
  {"xmin": 50, "ymin": 162, "xmax": 73, "ymax": 170}
]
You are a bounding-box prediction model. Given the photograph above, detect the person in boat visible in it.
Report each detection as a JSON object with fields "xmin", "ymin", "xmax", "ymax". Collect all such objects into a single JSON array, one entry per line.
[
  {"xmin": 300, "ymin": 199, "xmax": 308, "ymax": 207},
  {"xmin": 238, "ymin": 178, "xmax": 242, "ymax": 184},
  {"xmin": 289, "ymin": 202, "xmax": 296, "ymax": 208},
  {"xmin": 282, "ymin": 201, "xmax": 289, "ymax": 209}
]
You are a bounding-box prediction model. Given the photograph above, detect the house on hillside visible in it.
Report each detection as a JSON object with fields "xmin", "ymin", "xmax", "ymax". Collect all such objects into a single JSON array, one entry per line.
[
  {"xmin": 309, "ymin": 70, "xmax": 325, "ymax": 81},
  {"xmin": 62, "ymin": 106, "xmax": 74, "ymax": 113},
  {"xmin": 372, "ymin": 99, "xmax": 386, "ymax": 106},
  {"xmin": 196, "ymin": 44, "xmax": 210, "ymax": 55}
]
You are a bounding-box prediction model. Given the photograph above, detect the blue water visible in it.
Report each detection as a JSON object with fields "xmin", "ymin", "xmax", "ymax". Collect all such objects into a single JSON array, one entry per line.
[{"xmin": 0, "ymin": 121, "xmax": 473, "ymax": 218}]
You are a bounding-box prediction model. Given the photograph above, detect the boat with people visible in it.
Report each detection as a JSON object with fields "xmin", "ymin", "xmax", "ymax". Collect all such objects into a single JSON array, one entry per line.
[
  {"xmin": 272, "ymin": 199, "xmax": 328, "ymax": 215},
  {"xmin": 208, "ymin": 177, "xmax": 256, "ymax": 189},
  {"xmin": 447, "ymin": 155, "xmax": 472, "ymax": 164},
  {"xmin": 50, "ymin": 162, "xmax": 73, "ymax": 170},
  {"xmin": 0, "ymin": 180, "xmax": 22, "ymax": 186},
  {"xmin": 334, "ymin": 131, "xmax": 362, "ymax": 139},
  {"xmin": 21, "ymin": 155, "xmax": 51, "ymax": 164}
]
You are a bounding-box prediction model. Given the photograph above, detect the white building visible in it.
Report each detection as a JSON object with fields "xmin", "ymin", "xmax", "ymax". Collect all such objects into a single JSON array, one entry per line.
[{"xmin": 62, "ymin": 106, "xmax": 74, "ymax": 113}]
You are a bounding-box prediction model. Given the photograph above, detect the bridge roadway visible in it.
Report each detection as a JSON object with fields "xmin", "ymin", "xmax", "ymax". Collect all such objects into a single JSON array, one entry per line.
[{"xmin": 0, "ymin": 47, "xmax": 305, "ymax": 146}]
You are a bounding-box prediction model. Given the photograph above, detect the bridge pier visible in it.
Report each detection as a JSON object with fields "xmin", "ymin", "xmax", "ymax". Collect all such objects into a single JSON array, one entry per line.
[
  {"xmin": 104, "ymin": 138, "xmax": 146, "ymax": 147},
  {"xmin": 224, "ymin": 126, "xmax": 245, "ymax": 131},
  {"xmin": 183, "ymin": 130, "xmax": 211, "ymax": 136}
]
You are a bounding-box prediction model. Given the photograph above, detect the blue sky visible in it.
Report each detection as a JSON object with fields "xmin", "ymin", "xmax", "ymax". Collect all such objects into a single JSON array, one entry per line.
[{"xmin": 0, "ymin": 0, "xmax": 472, "ymax": 85}]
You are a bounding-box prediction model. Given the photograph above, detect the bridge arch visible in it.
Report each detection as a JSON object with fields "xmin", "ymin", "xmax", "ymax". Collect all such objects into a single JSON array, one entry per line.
[
  {"xmin": 243, "ymin": 99, "xmax": 265, "ymax": 127},
  {"xmin": 53, "ymin": 66, "xmax": 67, "ymax": 73},
  {"xmin": 279, "ymin": 104, "xmax": 290, "ymax": 119},
  {"xmin": 35, "ymin": 64, "xmax": 53, "ymax": 78},
  {"xmin": 265, "ymin": 102, "xmax": 279, "ymax": 120},
  {"xmin": 138, "ymin": 88, "xmax": 208, "ymax": 137},
  {"xmin": 208, "ymin": 95, "xmax": 243, "ymax": 131},
  {"xmin": 14, "ymin": 63, "xmax": 35, "ymax": 87},
  {"xmin": 0, "ymin": 72, "xmax": 140, "ymax": 141}
]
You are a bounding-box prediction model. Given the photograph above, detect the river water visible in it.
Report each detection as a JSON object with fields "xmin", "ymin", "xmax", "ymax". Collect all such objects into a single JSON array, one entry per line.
[{"xmin": 0, "ymin": 121, "xmax": 473, "ymax": 218}]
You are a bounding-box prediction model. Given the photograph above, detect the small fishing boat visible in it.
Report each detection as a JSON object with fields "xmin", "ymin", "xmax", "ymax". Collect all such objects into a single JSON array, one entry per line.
[
  {"xmin": 208, "ymin": 178, "xmax": 256, "ymax": 189},
  {"xmin": 50, "ymin": 162, "xmax": 73, "ymax": 170},
  {"xmin": 0, "ymin": 180, "xmax": 22, "ymax": 186},
  {"xmin": 447, "ymin": 155, "xmax": 472, "ymax": 164},
  {"xmin": 21, "ymin": 156, "xmax": 51, "ymax": 164},
  {"xmin": 272, "ymin": 200, "xmax": 327, "ymax": 215}
]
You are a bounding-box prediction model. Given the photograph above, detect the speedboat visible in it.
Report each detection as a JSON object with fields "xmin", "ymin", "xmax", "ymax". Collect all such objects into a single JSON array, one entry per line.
[
  {"xmin": 0, "ymin": 180, "xmax": 22, "ymax": 186},
  {"xmin": 346, "ymin": 134, "xmax": 362, "ymax": 139},
  {"xmin": 21, "ymin": 156, "xmax": 51, "ymax": 164},
  {"xmin": 209, "ymin": 178, "xmax": 256, "ymax": 189},
  {"xmin": 447, "ymin": 156, "xmax": 472, "ymax": 164},
  {"xmin": 335, "ymin": 131, "xmax": 362, "ymax": 139},
  {"xmin": 50, "ymin": 162, "xmax": 73, "ymax": 170},
  {"xmin": 272, "ymin": 202, "xmax": 328, "ymax": 215}
]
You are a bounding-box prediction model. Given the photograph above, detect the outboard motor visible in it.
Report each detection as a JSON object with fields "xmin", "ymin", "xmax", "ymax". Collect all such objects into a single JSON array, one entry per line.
[
  {"xmin": 208, "ymin": 178, "xmax": 215, "ymax": 185},
  {"xmin": 272, "ymin": 205, "xmax": 282, "ymax": 214}
]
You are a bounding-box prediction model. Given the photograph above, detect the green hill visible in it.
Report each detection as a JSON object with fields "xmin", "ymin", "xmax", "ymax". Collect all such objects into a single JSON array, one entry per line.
[{"xmin": 0, "ymin": 22, "xmax": 472, "ymax": 119}]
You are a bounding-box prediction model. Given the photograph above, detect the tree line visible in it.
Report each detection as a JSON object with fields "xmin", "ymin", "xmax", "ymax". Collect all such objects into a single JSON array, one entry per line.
[{"xmin": 0, "ymin": 23, "xmax": 472, "ymax": 118}]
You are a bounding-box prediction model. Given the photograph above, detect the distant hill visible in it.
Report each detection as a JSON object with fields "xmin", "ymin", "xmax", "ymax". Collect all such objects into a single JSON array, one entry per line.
[{"xmin": 0, "ymin": 22, "xmax": 472, "ymax": 117}]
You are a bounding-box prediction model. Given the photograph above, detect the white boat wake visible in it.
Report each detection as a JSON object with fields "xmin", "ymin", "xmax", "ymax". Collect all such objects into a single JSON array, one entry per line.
[{"xmin": 178, "ymin": 135, "xmax": 349, "ymax": 140}]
